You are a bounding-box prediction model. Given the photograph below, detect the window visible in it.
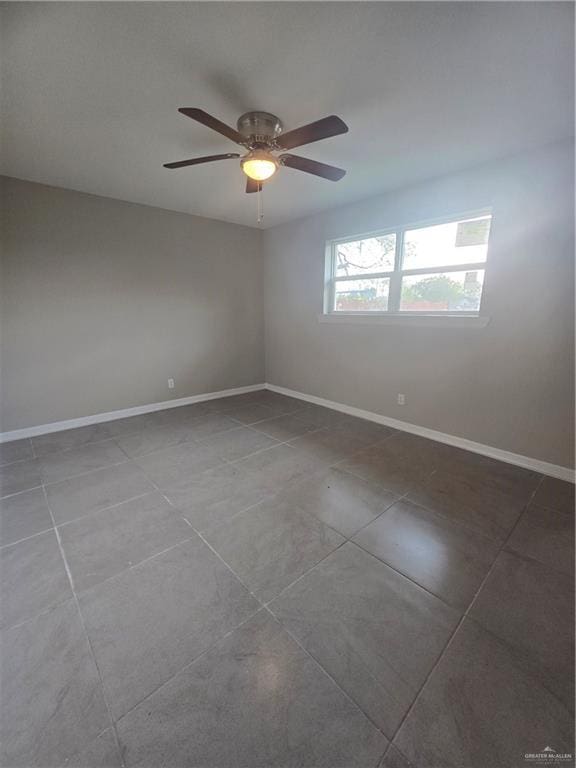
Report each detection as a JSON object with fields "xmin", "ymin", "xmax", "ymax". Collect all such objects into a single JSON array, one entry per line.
[{"xmin": 325, "ymin": 212, "xmax": 491, "ymax": 316}]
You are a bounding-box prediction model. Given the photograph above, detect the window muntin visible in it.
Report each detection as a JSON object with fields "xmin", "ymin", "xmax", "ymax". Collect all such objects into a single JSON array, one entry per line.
[{"xmin": 326, "ymin": 212, "xmax": 491, "ymax": 315}]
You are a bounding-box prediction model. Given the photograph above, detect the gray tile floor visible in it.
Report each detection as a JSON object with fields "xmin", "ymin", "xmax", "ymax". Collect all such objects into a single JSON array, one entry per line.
[{"xmin": 0, "ymin": 390, "xmax": 574, "ymax": 768}]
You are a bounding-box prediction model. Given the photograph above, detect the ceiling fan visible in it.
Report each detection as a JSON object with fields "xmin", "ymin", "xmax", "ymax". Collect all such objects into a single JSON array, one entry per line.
[{"xmin": 163, "ymin": 109, "xmax": 348, "ymax": 192}]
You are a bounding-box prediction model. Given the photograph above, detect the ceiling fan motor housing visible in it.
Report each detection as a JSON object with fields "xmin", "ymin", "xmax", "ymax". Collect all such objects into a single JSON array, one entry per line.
[{"xmin": 237, "ymin": 111, "xmax": 283, "ymax": 147}]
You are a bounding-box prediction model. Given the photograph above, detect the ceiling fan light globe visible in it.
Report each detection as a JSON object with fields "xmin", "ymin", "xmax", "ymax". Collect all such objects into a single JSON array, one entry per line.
[{"xmin": 241, "ymin": 152, "xmax": 277, "ymax": 181}]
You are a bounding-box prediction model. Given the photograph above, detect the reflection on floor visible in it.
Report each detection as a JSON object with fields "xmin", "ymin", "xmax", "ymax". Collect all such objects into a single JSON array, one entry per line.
[{"xmin": 1, "ymin": 390, "xmax": 574, "ymax": 767}]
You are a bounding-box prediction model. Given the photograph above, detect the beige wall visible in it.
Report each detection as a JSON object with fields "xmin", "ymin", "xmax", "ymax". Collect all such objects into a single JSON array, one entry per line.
[
  {"xmin": 0, "ymin": 177, "xmax": 264, "ymax": 431},
  {"xmin": 2, "ymin": 142, "xmax": 574, "ymax": 469},
  {"xmin": 263, "ymin": 141, "xmax": 575, "ymax": 469}
]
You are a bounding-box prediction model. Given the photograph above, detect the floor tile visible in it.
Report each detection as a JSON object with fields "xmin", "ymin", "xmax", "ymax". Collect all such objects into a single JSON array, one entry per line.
[
  {"xmin": 353, "ymin": 499, "xmax": 500, "ymax": 610},
  {"xmin": 381, "ymin": 745, "xmax": 415, "ymax": 768},
  {"xmin": 290, "ymin": 403, "xmax": 350, "ymax": 428},
  {"xmin": 531, "ymin": 476, "xmax": 575, "ymax": 514},
  {"xmin": 436, "ymin": 450, "xmax": 541, "ymax": 501},
  {"xmin": 340, "ymin": 440, "xmax": 435, "ymax": 495},
  {"xmin": 120, "ymin": 407, "xmax": 236, "ymax": 444},
  {"xmin": 93, "ymin": 412, "xmax": 167, "ymax": 439},
  {"xmin": 116, "ymin": 610, "xmax": 387, "ymax": 768},
  {"xmin": 134, "ymin": 440, "xmax": 225, "ymax": 489},
  {"xmin": 394, "ymin": 619, "xmax": 574, "ymax": 768},
  {"xmin": 1, "ymin": 600, "xmax": 109, "ymax": 768},
  {"xmin": 270, "ymin": 543, "xmax": 459, "ymax": 738},
  {"xmin": 0, "ymin": 438, "xmax": 33, "ymax": 466},
  {"xmin": 379, "ymin": 432, "xmax": 450, "ymax": 470},
  {"xmin": 31, "ymin": 425, "xmax": 112, "ymax": 457},
  {"xmin": 159, "ymin": 402, "xmax": 214, "ymax": 422},
  {"xmin": 234, "ymin": 442, "xmax": 329, "ymax": 491},
  {"xmin": 39, "ymin": 440, "xmax": 126, "ymax": 485},
  {"xmin": 278, "ymin": 466, "xmax": 398, "ymax": 538},
  {"xmin": 0, "ymin": 487, "xmax": 53, "ymax": 546},
  {"xmin": 203, "ymin": 496, "xmax": 344, "ymax": 602},
  {"xmin": 248, "ymin": 390, "xmax": 304, "ymax": 413},
  {"xmin": 8, "ymin": 406, "xmax": 573, "ymax": 767},
  {"xmin": 79, "ymin": 536, "xmax": 259, "ymax": 719},
  {"xmin": 59, "ymin": 492, "xmax": 192, "ymax": 592},
  {"xmin": 407, "ymin": 469, "xmax": 528, "ymax": 542},
  {"xmin": 251, "ymin": 413, "xmax": 322, "ymax": 441},
  {"xmin": 164, "ymin": 464, "xmax": 273, "ymax": 533},
  {"xmin": 0, "ymin": 457, "xmax": 42, "ymax": 497},
  {"xmin": 177, "ymin": 412, "xmax": 241, "ymax": 440},
  {"xmin": 506, "ymin": 504, "xmax": 574, "ymax": 576},
  {"xmin": 469, "ymin": 550, "xmax": 574, "ymax": 711},
  {"xmin": 325, "ymin": 416, "xmax": 396, "ymax": 446},
  {"xmin": 217, "ymin": 402, "xmax": 279, "ymax": 424},
  {"xmin": 291, "ymin": 428, "xmax": 372, "ymax": 462},
  {"xmin": 205, "ymin": 392, "xmax": 263, "ymax": 411},
  {"xmin": 199, "ymin": 425, "xmax": 279, "ymax": 461},
  {"xmin": 1, "ymin": 529, "xmax": 72, "ymax": 629},
  {"xmin": 114, "ymin": 419, "xmax": 201, "ymax": 458},
  {"xmin": 45, "ymin": 462, "xmax": 155, "ymax": 525},
  {"xmin": 63, "ymin": 729, "xmax": 122, "ymax": 768}
]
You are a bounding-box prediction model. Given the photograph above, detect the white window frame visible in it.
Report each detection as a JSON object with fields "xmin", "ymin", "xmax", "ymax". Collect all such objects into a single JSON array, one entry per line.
[{"xmin": 323, "ymin": 208, "xmax": 492, "ymax": 320}]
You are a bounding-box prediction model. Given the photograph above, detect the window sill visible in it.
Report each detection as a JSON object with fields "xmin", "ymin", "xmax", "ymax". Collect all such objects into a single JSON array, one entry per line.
[{"xmin": 318, "ymin": 313, "xmax": 490, "ymax": 328}]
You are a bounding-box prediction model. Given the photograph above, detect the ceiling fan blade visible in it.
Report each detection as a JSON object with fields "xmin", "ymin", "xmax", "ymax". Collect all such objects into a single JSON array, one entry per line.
[
  {"xmin": 275, "ymin": 115, "xmax": 348, "ymax": 150},
  {"xmin": 279, "ymin": 154, "xmax": 346, "ymax": 181},
  {"xmin": 163, "ymin": 153, "xmax": 240, "ymax": 169},
  {"xmin": 246, "ymin": 178, "xmax": 262, "ymax": 193},
  {"xmin": 178, "ymin": 108, "xmax": 244, "ymax": 145}
]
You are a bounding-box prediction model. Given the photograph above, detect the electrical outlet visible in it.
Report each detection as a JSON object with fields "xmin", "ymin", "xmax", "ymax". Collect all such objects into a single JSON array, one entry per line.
[
  {"xmin": 168, "ymin": 378, "xmax": 175, "ymax": 390},
  {"xmin": 397, "ymin": 393, "xmax": 406, "ymax": 406}
]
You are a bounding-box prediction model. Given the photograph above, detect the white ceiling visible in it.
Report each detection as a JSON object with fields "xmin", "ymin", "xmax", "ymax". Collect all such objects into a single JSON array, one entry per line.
[{"xmin": 1, "ymin": 2, "xmax": 573, "ymax": 228}]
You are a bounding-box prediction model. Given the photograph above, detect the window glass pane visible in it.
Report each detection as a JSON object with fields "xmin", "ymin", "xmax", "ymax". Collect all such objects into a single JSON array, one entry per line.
[
  {"xmin": 402, "ymin": 216, "xmax": 491, "ymax": 270},
  {"xmin": 334, "ymin": 278, "xmax": 390, "ymax": 312},
  {"xmin": 400, "ymin": 270, "xmax": 485, "ymax": 312},
  {"xmin": 335, "ymin": 234, "xmax": 396, "ymax": 277}
]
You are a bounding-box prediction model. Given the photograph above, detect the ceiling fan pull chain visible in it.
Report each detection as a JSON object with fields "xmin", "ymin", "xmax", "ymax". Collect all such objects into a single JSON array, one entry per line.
[{"xmin": 257, "ymin": 185, "xmax": 264, "ymax": 223}]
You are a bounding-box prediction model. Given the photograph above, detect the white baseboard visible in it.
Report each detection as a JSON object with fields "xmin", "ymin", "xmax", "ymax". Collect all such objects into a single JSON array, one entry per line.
[
  {"xmin": 0, "ymin": 384, "xmax": 266, "ymax": 443},
  {"xmin": 3, "ymin": 380, "xmax": 573, "ymax": 483},
  {"xmin": 265, "ymin": 383, "xmax": 575, "ymax": 483}
]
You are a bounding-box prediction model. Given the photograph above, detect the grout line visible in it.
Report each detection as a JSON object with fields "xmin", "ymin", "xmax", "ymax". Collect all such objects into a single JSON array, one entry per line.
[
  {"xmin": 0, "ymin": 525, "xmax": 56, "ymax": 551},
  {"xmin": 1, "ymin": 595, "xmax": 75, "ymax": 634},
  {"xmin": 194, "ymin": 525, "xmax": 264, "ymax": 607},
  {"xmin": 345, "ymin": 538, "xmax": 466, "ymax": 616},
  {"xmin": 41, "ymin": 485, "xmax": 127, "ymax": 768},
  {"xmin": 386, "ymin": 474, "xmax": 547, "ymax": 751},
  {"xmin": 0, "ymin": 402, "xmax": 385, "ymax": 501},
  {"xmin": 262, "ymin": 537, "xmax": 349, "ymax": 610},
  {"xmin": 54, "ymin": 491, "xmax": 154, "ymax": 530},
  {"xmin": 0, "ymin": 483, "xmax": 44, "ymax": 501},
  {"xmin": 112, "ymin": 606, "xmax": 267, "ymax": 726},
  {"xmin": 33, "ymin": 433, "xmax": 126, "ymax": 460},
  {"xmin": 163, "ymin": 430, "xmax": 413, "ymax": 547},
  {"xmin": 6, "ymin": 399, "xmax": 559, "ymax": 767},
  {"xmin": 0, "ymin": 449, "xmax": 132, "ymax": 500},
  {"xmin": 182, "ymin": 489, "xmax": 279, "ymax": 535},
  {"xmin": 60, "ymin": 725, "xmax": 119, "ymax": 768},
  {"xmin": 1, "ymin": 488, "xmax": 167, "ymax": 551},
  {"xmin": 262, "ymin": 604, "xmax": 390, "ymax": 747},
  {"xmin": 74, "ymin": 536, "xmax": 196, "ymax": 597},
  {"xmin": 0, "ymin": 455, "xmax": 38, "ymax": 471},
  {"xmin": 41, "ymin": 459, "xmax": 132, "ymax": 489},
  {"xmin": 72, "ymin": 466, "xmax": 387, "ymax": 742}
]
